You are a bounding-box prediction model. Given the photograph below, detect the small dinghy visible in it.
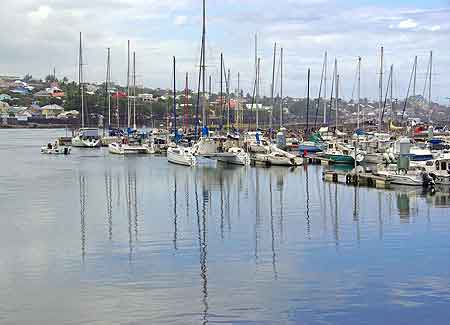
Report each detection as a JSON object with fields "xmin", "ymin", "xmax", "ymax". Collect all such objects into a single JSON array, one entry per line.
[{"xmin": 41, "ymin": 141, "xmax": 71, "ymax": 155}]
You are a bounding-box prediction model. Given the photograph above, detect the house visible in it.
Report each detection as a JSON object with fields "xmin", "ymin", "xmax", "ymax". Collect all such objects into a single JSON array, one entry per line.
[
  {"xmin": 0, "ymin": 101, "xmax": 10, "ymax": 113},
  {"xmin": 41, "ymin": 104, "xmax": 64, "ymax": 118},
  {"xmin": 245, "ymin": 103, "xmax": 263, "ymax": 110},
  {"xmin": 10, "ymin": 87, "xmax": 30, "ymax": 95},
  {"xmin": 0, "ymin": 94, "xmax": 11, "ymax": 101},
  {"xmin": 86, "ymin": 84, "xmax": 99, "ymax": 94},
  {"xmin": 58, "ymin": 110, "xmax": 79, "ymax": 119},
  {"xmin": 27, "ymin": 103, "xmax": 42, "ymax": 117},
  {"xmin": 138, "ymin": 93, "xmax": 154, "ymax": 102},
  {"xmin": 112, "ymin": 91, "xmax": 127, "ymax": 99},
  {"xmin": 34, "ymin": 90, "xmax": 51, "ymax": 98}
]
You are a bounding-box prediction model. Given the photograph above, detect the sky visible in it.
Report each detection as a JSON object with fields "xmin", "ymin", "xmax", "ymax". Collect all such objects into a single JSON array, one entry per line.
[{"xmin": 0, "ymin": 0, "xmax": 449, "ymax": 103}]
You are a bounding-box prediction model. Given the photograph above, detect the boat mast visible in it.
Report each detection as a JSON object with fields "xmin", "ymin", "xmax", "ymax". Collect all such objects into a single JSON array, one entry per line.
[
  {"xmin": 106, "ymin": 48, "xmax": 111, "ymax": 130},
  {"xmin": 323, "ymin": 51, "xmax": 327, "ymax": 125},
  {"xmin": 428, "ymin": 50, "xmax": 433, "ymax": 121},
  {"xmin": 220, "ymin": 53, "xmax": 223, "ymax": 130},
  {"xmin": 306, "ymin": 68, "xmax": 310, "ymax": 132},
  {"xmin": 280, "ymin": 47, "xmax": 283, "ymax": 129},
  {"xmin": 133, "ymin": 51, "xmax": 136, "ymax": 129},
  {"xmin": 390, "ymin": 64, "xmax": 393, "ymax": 118},
  {"xmin": 315, "ymin": 52, "xmax": 326, "ymax": 129},
  {"xmin": 173, "ymin": 56, "xmax": 177, "ymax": 140},
  {"xmin": 226, "ymin": 69, "xmax": 231, "ymax": 132},
  {"xmin": 127, "ymin": 40, "xmax": 130, "ymax": 129},
  {"xmin": 201, "ymin": 0, "xmax": 206, "ymax": 133},
  {"xmin": 256, "ymin": 57, "xmax": 260, "ymax": 130},
  {"xmin": 237, "ymin": 72, "xmax": 240, "ymax": 130},
  {"xmin": 184, "ymin": 72, "xmax": 189, "ymax": 131},
  {"xmin": 357, "ymin": 56, "xmax": 361, "ymax": 129},
  {"xmin": 270, "ymin": 42, "xmax": 277, "ymax": 133},
  {"xmin": 334, "ymin": 59, "xmax": 338, "ymax": 131},
  {"xmin": 413, "ymin": 55, "xmax": 417, "ymax": 99},
  {"xmin": 378, "ymin": 46, "xmax": 383, "ymax": 132},
  {"xmin": 79, "ymin": 32, "xmax": 84, "ymax": 128}
]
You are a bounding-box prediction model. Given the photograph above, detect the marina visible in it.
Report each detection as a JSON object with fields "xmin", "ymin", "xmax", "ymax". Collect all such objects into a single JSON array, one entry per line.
[
  {"xmin": 1, "ymin": 0, "xmax": 450, "ymax": 323},
  {"xmin": 1, "ymin": 129, "xmax": 450, "ymax": 324}
]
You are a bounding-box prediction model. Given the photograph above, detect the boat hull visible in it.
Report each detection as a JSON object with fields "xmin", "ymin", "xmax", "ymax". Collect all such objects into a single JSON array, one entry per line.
[
  {"xmin": 167, "ymin": 149, "xmax": 196, "ymax": 166},
  {"xmin": 41, "ymin": 146, "xmax": 71, "ymax": 155}
]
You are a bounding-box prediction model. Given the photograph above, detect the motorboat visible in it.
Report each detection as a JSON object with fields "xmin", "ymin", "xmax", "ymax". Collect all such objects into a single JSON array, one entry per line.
[
  {"xmin": 72, "ymin": 128, "xmax": 101, "ymax": 148},
  {"xmin": 108, "ymin": 142, "xmax": 148, "ymax": 155},
  {"xmin": 214, "ymin": 147, "xmax": 250, "ymax": 166},
  {"xmin": 41, "ymin": 141, "xmax": 71, "ymax": 155},
  {"xmin": 318, "ymin": 142, "xmax": 364, "ymax": 165},
  {"xmin": 167, "ymin": 146, "xmax": 197, "ymax": 166},
  {"xmin": 376, "ymin": 164, "xmax": 434, "ymax": 186},
  {"xmin": 411, "ymin": 158, "xmax": 450, "ymax": 185}
]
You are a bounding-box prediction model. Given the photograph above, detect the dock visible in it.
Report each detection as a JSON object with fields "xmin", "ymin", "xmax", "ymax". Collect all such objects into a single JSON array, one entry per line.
[{"xmin": 323, "ymin": 170, "xmax": 391, "ymax": 188}]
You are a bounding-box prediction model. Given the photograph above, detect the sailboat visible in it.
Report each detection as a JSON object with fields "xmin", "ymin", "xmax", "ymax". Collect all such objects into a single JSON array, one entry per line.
[
  {"xmin": 167, "ymin": 56, "xmax": 197, "ymax": 166},
  {"xmin": 72, "ymin": 32, "xmax": 101, "ymax": 148}
]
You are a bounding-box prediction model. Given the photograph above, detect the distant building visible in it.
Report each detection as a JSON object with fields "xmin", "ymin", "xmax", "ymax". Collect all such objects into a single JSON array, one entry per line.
[
  {"xmin": 0, "ymin": 101, "xmax": 10, "ymax": 113},
  {"xmin": 138, "ymin": 93, "xmax": 154, "ymax": 102},
  {"xmin": 245, "ymin": 103, "xmax": 263, "ymax": 110},
  {"xmin": 10, "ymin": 87, "xmax": 30, "ymax": 95},
  {"xmin": 41, "ymin": 104, "xmax": 64, "ymax": 118},
  {"xmin": 34, "ymin": 90, "xmax": 51, "ymax": 98},
  {"xmin": 0, "ymin": 94, "xmax": 11, "ymax": 101}
]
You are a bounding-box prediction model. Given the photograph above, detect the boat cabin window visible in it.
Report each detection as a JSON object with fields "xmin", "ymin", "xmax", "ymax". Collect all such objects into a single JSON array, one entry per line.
[{"xmin": 441, "ymin": 161, "xmax": 447, "ymax": 171}]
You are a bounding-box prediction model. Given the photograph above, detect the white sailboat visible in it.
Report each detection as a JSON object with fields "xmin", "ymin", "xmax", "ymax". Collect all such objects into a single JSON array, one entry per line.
[{"xmin": 72, "ymin": 32, "xmax": 101, "ymax": 148}]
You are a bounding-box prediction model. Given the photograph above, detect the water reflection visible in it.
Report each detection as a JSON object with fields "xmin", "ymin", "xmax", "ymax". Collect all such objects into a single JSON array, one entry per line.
[
  {"xmin": 105, "ymin": 173, "xmax": 113, "ymax": 240},
  {"xmin": 195, "ymin": 176, "xmax": 209, "ymax": 324},
  {"xmin": 269, "ymin": 174, "xmax": 278, "ymax": 280},
  {"xmin": 79, "ymin": 175, "xmax": 87, "ymax": 261},
  {"xmin": 304, "ymin": 166, "xmax": 311, "ymax": 239},
  {"xmin": 71, "ymin": 156, "xmax": 450, "ymax": 324}
]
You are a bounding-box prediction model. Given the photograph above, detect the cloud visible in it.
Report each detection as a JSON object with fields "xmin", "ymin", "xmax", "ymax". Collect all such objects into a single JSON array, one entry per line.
[
  {"xmin": 29, "ymin": 5, "xmax": 52, "ymax": 24},
  {"xmin": 398, "ymin": 19, "xmax": 418, "ymax": 29},
  {"xmin": 0, "ymin": 0, "xmax": 448, "ymax": 103},
  {"xmin": 174, "ymin": 15, "xmax": 188, "ymax": 26}
]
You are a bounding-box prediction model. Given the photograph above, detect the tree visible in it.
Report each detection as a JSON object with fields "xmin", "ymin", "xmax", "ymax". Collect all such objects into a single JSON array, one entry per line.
[
  {"xmin": 23, "ymin": 74, "xmax": 33, "ymax": 82},
  {"xmin": 45, "ymin": 74, "xmax": 57, "ymax": 83}
]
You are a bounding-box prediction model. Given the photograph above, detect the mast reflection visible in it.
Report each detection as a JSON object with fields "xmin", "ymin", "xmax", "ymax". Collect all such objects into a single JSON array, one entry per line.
[
  {"xmin": 79, "ymin": 175, "xmax": 87, "ymax": 262},
  {"xmin": 304, "ymin": 166, "xmax": 311, "ymax": 239},
  {"xmin": 105, "ymin": 172, "xmax": 113, "ymax": 240},
  {"xmin": 195, "ymin": 174, "xmax": 209, "ymax": 324},
  {"xmin": 173, "ymin": 174, "xmax": 178, "ymax": 250},
  {"xmin": 269, "ymin": 174, "xmax": 278, "ymax": 280}
]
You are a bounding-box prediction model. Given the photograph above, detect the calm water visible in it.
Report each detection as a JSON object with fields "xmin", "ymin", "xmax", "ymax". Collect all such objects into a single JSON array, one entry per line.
[{"xmin": 1, "ymin": 129, "xmax": 450, "ymax": 324}]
